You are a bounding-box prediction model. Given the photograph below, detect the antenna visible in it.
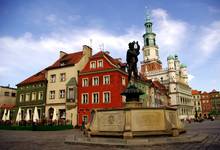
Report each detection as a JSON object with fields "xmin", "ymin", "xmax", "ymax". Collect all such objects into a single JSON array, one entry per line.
[{"xmin": 89, "ymin": 39, "xmax": 93, "ymax": 48}]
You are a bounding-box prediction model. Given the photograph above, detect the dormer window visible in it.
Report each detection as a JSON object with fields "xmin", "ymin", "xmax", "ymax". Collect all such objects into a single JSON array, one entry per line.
[
  {"xmin": 90, "ymin": 61, "xmax": 96, "ymax": 69},
  {"xmin": 97, "ymin": 60, "xmax": 103, "ymax": 68},
  {"xmin": 60, "ymin": 60, "xmax": 67, "ymax": 66}
]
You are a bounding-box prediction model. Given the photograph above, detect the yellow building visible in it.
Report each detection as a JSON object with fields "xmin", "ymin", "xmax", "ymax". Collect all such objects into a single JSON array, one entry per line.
[
  {"xmin": 45, "ymin": 45, "xmax": 92, "ymax": 126},
  {"xmin": 0, "ymin": 85, "xmax": 16, "ymax": 119}
]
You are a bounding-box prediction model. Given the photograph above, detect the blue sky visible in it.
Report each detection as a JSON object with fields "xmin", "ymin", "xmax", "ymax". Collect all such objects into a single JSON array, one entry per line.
[{"xmin": 0, "ymin": 0, "xmax": 220, "ymax": 92}]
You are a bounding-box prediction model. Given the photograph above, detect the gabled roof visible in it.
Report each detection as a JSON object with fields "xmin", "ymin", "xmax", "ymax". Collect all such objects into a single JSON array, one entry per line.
[
  {"xmin": 17, "ymin": 69, "xmax": 47, "ymax": 86},
  {"xmin": 192, "ymin": 90, "xmax": 201, "ymax": 95},
  {"xmin": 80, "ymin": 51, "xmax": 126, "ymax": 73},
  {"xmin": 90, "ymin": 51, "xmax": 126, "ymax": 67},
  {"xmin": 46, "ymin": 51, "xmax": 83, "ymax": 70}
]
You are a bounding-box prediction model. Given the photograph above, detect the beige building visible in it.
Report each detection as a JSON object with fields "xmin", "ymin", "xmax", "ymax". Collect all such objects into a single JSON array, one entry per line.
[
  {"xmin": 0, "ymin": 85, "xmax": 16, "ymax": 105},
  {"xmin": 45, "ymin": 45, "xmax": 92, "ymax": 126},
  {"xmin": 0, "ymin": 85, "xmax": 17, "ymax": 120},
  {"xmin": 140, "ymin": 15, "xmax": 193, "ymax": 120}
]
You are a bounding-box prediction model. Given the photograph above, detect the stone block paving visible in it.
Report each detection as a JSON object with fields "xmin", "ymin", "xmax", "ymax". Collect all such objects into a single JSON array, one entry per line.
[{"xmin": 0, "ymin": 120, "xmax": 220, "ymax": 150}]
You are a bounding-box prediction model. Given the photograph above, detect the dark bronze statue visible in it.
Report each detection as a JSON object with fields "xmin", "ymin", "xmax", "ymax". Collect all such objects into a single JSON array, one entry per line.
[{"xmin": 126, "ymin": 41, "xmax": 140, "ymax": 81}]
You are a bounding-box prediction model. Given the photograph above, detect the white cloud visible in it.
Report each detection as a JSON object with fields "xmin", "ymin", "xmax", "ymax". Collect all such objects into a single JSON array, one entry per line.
[
  {"xmin": 199, "ymin": 21, "xmax": 220, "ymax": 55},
  {"xmin": 0, "ymin": 27, "xmax": 142, "ymax": 86},
  {"xmin": 188, "ymin": 74, "xmax": 194, "ymax": 82},
  {"xmin": 151, "ymin": 8, "xmax": 188, "ymax": 54}
]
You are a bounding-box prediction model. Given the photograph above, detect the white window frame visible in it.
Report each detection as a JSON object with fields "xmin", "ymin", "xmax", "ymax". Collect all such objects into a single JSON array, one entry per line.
[
  {"xmin": 103, "ymin": 75, "xmax": 110, "ymax": 85},
  {"xmin": 50, "ymin": 74, "xmax": 56, "ymax": 83},
  {"xmin": 31, "ymin": 92, "xmax": 37, "ymax": 101},
  {"xmin": 67, "ymin": 87, "xmax": 75, "ymax": 100},
  {"xmin": 50, "ymin": 91, "xmax": 55, "ymax": 99},
  {"xmin": 82, "ymin": 78, "xmax": 89, "ymax": 87},
  {"xmin": 60, "ymin": 73, "xmax": 66, "ymax": 82},
  {"xmin": 59, "ymin": 90, "xmax": 65, "ymax": 98},
  {"xmin": 38, "ymin": 91, "xmax": 43, "ymax": 100},
  {"xmin": 81, "ymin": 93, "xmax": 89, "ymax": 104},
  {"xmin": 25, "ymin": 93, "xmax": 30, "ymax": 102},
  {"xmin": 90, "ymin": 61, "xmax": 96, "ymax": 69},
  {"xmin": 92, "ymin": 77, "xmax": 99, "ymax": 86},
  {"xmin": 103, "ymin": 91, "xmax": 111, "ymax": 103},
  {"xmin": 97, "ymin": 60, "xmax": 103, "ymax": 68},
  {"xmin": 92, "ymin": 92, "xmax": 99, "ymax": 104}
]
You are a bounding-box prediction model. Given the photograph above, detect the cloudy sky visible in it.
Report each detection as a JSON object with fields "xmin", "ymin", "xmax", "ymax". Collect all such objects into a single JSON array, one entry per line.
[{"xmin": 0, "ymin": 0, "xmax": 220, "ymax": 92}]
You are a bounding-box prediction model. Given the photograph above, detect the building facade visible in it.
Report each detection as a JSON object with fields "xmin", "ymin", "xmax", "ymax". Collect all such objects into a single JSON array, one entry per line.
[
  {"xmin": 200, "ymin": 92, "xmax": 212, "ymax": 117},
  {"xmin": 16, "ymin": 70, "xmax": 47, "ymax": 121},
  {"xmin": 45, "ymin": 45, "xmax": 92, "ymax": 126},
  {"xmin": 78, "ymin": 51, "xmax": 128, "ymax": 125},
  {"xmin": 140, "ymin": 15, "xmax": 193, "ymax": 119},
  {"xmin": 0, "ymin": 85, "xmax": 16, "ymax": 120},
  {"xmin": 209, "ymin": 90, "xmax": 220, "ymax": 115},
  {"xmin": 192, "ymin": 90, "xmax": 202, "ymax": 116}
]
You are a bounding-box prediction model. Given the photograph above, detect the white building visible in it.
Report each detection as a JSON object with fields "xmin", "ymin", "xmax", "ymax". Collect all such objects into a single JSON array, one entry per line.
[{"xmin": 140, "ymin": 15, "xmax": 193, "ymax": 120}]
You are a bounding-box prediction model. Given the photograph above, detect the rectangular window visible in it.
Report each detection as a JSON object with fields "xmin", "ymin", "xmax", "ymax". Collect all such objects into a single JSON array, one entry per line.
[
  {"xmin": 82, "ymin": 93, "xmax": 88, "ymax": 104},
  {"xmin": 92, "ymin": 77, "xmax": 99, "ymax": 86},
  {"xmin": 60, "ymin": 73, "xmax": 66, "ymax": 82},
  {"xmin": 50, "ymin": 74, "xmax": 56, "ymax": 83},
  {"xmin": 92, "ymin": 93, "xmax": 99, "ymax": 104},
  {"xmin": 4, "ymin": 92, "xmax": 10, "ymax": 96},
  {"xmin": 82, "ymin": 78, "xmax": 89, "ymax": 87},
  {"xmin": 122, "ymin": 77, "xmax": 126, "ymax": 86},
  {"xmin": 59, "ymin": 90, "xmax": 65, "ymax": 98},
  {"xmin": 11, "ymin": 93, "xmax": 16, "ymax": 97},
  {"xmin": 68, "ymin": 87, "xmax": 74, "ymax": 100},
  {"xmin": 50, "ymin": 91, "xmax": 55, "ymax": 99},
  {"xmin": 103, "ymin": 92, "xmax": 110, "ymax": 103},
  {"xmin": 25, "ymin": 93, "xmax": 30, "ymax": 102},
  {"xmin": 103, "ymin": 75, "xmax": 110, "ymax": 85},
  {"xmin": 31, "ymin": 92, "xmax": 36, "ymax": 101},
  {"xmin": 20, "ymin": 94, "xmax": 24, "ymax": 102},
  {"xmin": 38, "ymin": 91, "xmax": 43, "ymax": 100},
  {"xmin": 97, "ymin": 60, "xmax": 103, "ymax": 68},
  {"xmin": 90, "ymin": 61, "xmax": 96, "ymax": 69}
]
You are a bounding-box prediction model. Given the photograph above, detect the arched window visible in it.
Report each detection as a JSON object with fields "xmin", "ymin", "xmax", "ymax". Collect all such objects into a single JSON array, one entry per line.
[{"xmin": 146, "ymin": 38, "xmax": 149, "ymax": 46}]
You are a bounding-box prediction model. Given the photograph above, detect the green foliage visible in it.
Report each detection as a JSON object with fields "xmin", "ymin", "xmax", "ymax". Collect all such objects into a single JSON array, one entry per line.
[
  {"xmin": 0, "ymin": 125, "xmax": 73, "ymax": 131},
  {"xmin": 209, "ymin": 109, "xmax": 219, "ymax": 115}
]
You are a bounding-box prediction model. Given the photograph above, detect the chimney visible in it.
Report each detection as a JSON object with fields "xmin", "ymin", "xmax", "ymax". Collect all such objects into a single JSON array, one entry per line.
[
  {"xmin": 60, "ymin": 51, "xmax": 67, "ymax": 58},
  {"xmin": 83, "ymin": 45, "xmax": 92, "ymax": 57}
]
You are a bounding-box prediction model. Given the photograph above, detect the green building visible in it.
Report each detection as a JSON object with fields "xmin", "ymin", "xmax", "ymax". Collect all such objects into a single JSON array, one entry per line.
[
  {"xmin": 16, "ymin": 69, "xmax": 47, "ymax": 121},
  {"xmin": 209, "ymin": 90, "xmax": 220, "ymax": 115}
]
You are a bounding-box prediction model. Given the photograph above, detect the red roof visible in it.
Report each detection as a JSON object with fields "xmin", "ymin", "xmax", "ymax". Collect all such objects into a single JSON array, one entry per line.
[
  {"xmin": 46, "ymin": 51, "xmax": 83, "ymax": 70},
  {"xmin": 192, "ymin": 90, "xmax": 201, "ymax": 95},
  {"xmin": 17, "ymin": 69, "xmax": 46, "ymax": 86},
  {"xmin": 0, "ymin": 104, "xmax": 16, "ymax": 109},
  {"xmin": 91, "ymin": 51, "xmax": 125, "ymax": 67}
]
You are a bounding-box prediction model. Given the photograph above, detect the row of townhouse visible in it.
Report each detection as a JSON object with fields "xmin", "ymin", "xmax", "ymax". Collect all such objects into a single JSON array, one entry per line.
[
  {"xmin": 16, "ymin": 45, "xmax": 92, "ymax": 126},
  {"xmin": 192, "ymin": 89, "xmax": 220, "ymax": 117},
  {"xmin": 15, "ymin": 45, "xmax": 171, "ymax": 126}
]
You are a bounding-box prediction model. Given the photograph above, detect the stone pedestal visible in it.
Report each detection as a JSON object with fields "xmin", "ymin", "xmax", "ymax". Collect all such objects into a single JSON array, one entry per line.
[
  {"xmin": 87, "ymin": 107, "xmax": 185, "ymax": 138},
  {"xmin": 124, "ymin": 101, "xmax": 142, "ymax": 108}
]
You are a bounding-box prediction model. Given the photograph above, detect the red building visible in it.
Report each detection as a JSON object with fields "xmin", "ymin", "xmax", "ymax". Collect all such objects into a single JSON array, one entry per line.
[
  {"xmin": 201, "ymin": 92, "xmax": 212, "ymax": 117},
  {"xmin": 78, "ymin": 51, "xmax": 128, "ymax": 125}
]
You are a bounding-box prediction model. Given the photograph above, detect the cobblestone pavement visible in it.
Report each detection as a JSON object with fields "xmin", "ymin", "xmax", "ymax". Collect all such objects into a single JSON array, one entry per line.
[{"xmin": 0, "ymin": 120, "xmax": 220, "ymax": 150}]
